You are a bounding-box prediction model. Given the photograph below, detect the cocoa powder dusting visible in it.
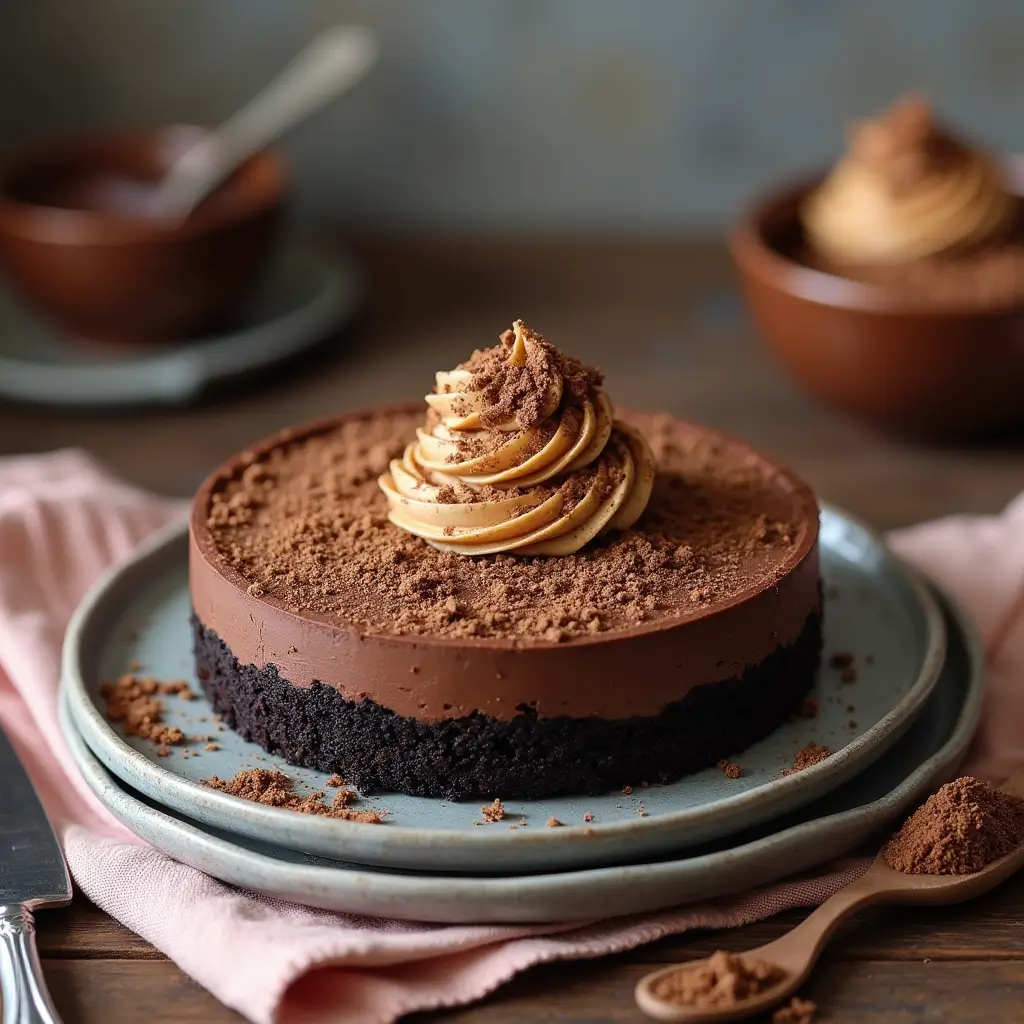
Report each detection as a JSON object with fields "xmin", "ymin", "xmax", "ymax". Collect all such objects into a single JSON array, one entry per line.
[
  {"xmin": 205, "ymin": 410, "xmax": 804, "ymax": 642},
  {"xmin": 783, "ymin": 744, "xmax": 831, "ymax": 775},
  {"xmin": 883, "ymin": 777, "xmax": 1024, "ymax": 874},
  {"xmin": 650, "ymin": 951, "xmax": 785, "ymax": 1009},
  {"xmin": 204, "ymin": 769, "xmax": 384, "ymax": 823},
  {"xmin": 459, "ymin": 323, "xmax": 603, "ymax": 430}
]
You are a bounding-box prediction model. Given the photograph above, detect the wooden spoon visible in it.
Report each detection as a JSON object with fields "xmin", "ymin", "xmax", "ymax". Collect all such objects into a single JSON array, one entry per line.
[{"xmin": 635, "ymin": 768, "xmax": 1024, "ymax": 1022}]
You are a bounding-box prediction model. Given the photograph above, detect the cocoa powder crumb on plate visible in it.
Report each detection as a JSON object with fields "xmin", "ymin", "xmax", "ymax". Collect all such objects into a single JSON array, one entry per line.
[
  {"xmin": 829, "ymin": 651, "xmax": 855, "ymax": 669},
  {"xmin": 651, "ymin": 950, "xmax": 785, "ymax": 1009},
  {"xmin": 799, "ymin": 696, "xmax": 818, "ymax": 718},
  {"xmin": 479, "ymin": 798, "xmax": 504, "ymax": 823},
  {"xmin": 546, "ymin": 817, "xmax": 563, "ymax": 828},
  {"xmin": 783, "ymin": 743, "xmax": 832, "ymax": 776},
  {"xmin": 204, "ymin": 743, "xmax": 219, "ymax": 752},
  {"xmin": 583, "ymin": 812, "xmax": 594, "ymax": 822},
  {"xmin": 100, "ymin": 674, "xmax": 186, "ymax": 748},
  {"xmin": 204, "ymin": 769, "xmax": 384, "ymax": 823},
  {"xmin": 622, "ymin": 785, "xmax": 633, "ymax": 795},
  {"xmin": 840, "ymin": 666, "xmax": 858, "ymax": 683},
  {"xmin": 326, "ymin": 775, "xmax": 346, "ymax": 787},
  {"xmin": 127, "ymin": 659, "xmax": 142, "ymax": 672}
]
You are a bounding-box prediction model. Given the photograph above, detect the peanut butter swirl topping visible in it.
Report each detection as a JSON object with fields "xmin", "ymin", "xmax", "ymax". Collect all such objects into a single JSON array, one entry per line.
[
  {"xmin": 378, "ymin": 321, "xmax": 656, "ymax": 555},
  {"xmin": 803, "ymin": 95, "xmax": 1016, "ymax": 265}
]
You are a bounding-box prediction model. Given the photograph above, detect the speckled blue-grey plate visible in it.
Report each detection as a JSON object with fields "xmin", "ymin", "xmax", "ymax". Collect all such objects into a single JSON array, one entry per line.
[
  {"xmin": 0, "ymin": 239, "xmax": 359, "ymax": 408},
  {"xmin": 59, "ymin": 586, "xmax": 979, "ymax": 923},
  {"xmin": 62, "ymin": 505, "xmax": 945, "ymax": 874}
]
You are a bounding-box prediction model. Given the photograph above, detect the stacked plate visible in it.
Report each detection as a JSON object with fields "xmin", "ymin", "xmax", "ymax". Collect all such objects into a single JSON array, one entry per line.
[{"xmin": 60, "ymin": 507, "xmax": 983, "ymax": 923}]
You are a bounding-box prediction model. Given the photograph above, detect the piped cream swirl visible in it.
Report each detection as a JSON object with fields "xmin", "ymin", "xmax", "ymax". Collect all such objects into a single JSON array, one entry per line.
[
  {"xmin": 803, "ymin": 95, "xmax": 1016, "ymax": 265},
  {"xmin": 378, "ymin": 321, "xmax": 656, "ymax": 556}
]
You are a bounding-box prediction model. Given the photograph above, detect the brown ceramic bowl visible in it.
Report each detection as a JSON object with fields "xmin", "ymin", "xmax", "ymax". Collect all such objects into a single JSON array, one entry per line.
[
  {"xmin": 730, "ymin": 168, "xmax": 1024, "ymax": 440},
  {"xmin": 0, "ymin": 126, "xmax": 287, "ymax": 344}
]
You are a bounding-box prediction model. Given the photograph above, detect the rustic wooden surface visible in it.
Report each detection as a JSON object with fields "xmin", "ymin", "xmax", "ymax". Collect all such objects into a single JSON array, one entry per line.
[{"xmin": 5, "ymin": 240, "xmax": 1024, "ymax": 1022}]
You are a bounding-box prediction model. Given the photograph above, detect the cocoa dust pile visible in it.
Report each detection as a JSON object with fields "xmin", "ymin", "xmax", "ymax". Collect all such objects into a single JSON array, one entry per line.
[
  {"xmin": 204, "ymin": 768, "xmax": 384, "ymax": 823},
  {"xmin": 204, "ymin": 406, "xmax": 805, "ymax": 642},
  {"xmin": 650, "ymin": 950, "xmax": 785, "ymax": 1009},
  {"xmin": 783, "ymin": 743, "xmax": 831, "ymax": 776},
  {"xmin": 883, "ymin": 776, "xmax": 1024, "ymax": 875},
  {"xmin": 100, "ymin": 674, "xmax": 194, "ymax": 747}
]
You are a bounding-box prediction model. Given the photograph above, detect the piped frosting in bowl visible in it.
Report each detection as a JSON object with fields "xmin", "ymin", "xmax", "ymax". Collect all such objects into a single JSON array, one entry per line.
[
  {"xmin": 378, "ymin": 321, "xmax": 656, "ymax": 555},
  {"xmin": 803, "ymin": 94, "xmax": 1016, "ymax": 266}
]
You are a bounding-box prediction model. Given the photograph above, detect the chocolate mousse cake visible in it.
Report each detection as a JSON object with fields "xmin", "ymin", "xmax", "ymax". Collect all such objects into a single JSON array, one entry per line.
[
  {"xmin": 800, "ymin": 94, "xmax": 1024, "ymax": 304},
  {"xmin": 190, "ymin": 321, "xmax": 822, "ymax": 800}
]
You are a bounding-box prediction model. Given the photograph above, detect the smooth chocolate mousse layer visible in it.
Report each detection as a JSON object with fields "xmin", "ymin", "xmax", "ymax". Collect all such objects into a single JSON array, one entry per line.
[
  {"xmin": 192, "ymin": 609, "xmax": 822, "ymax": 800},
  {"xmin": 190, "ymin": 406, "xmax": 821, "ymax": 724}
]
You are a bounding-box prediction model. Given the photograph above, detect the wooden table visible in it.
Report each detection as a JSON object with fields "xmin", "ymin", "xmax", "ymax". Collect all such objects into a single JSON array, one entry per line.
[{"xmin": 5, "ymin": 240, "xmax": 1023, "ymax": 1022}]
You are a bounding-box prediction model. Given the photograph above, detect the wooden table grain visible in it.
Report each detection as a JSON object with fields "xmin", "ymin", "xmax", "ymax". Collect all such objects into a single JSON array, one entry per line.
[{"xmin": 6, "ymin": 240, "xmax": 1023, "ymax": 1023}]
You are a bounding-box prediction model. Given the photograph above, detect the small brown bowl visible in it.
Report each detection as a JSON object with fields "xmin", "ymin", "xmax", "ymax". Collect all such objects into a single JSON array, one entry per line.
[
  {"xmin": 730, "ymin": 170, "xmax": 1024, "ymax": 441},
  {"xmin": 0, "ymin": 126, "xmax": 287, "ymax": 345}
]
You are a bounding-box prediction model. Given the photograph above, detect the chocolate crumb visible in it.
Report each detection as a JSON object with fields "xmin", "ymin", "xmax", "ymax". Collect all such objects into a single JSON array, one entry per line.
[
  {"xmin": 783, "ymin": 743, "xmax": 831, "ymax": 775},
  {"xmin": 884, "ymin": 776, "xmax": 1024, "ymax": 874},
  {"xmin": 650, "ymin": 950, "xmax": 785, "ymax": 1009},
  {"xmin": 204, "ymin": 769, "xmax": 384, "ymax": 823},
  {"xmin": 799, "ymin": 696, "xmax": 818, "ymax": 718},
  {"xmin": 205, "ymin": 743, "xmax": 219, "ymax": 752},
  {"xmin": 583, "ymin": 811, "xmax": 594, "ymax": 822},
  {"xmin": 622, "ymin": 785, "xmax": 633, "ymax": 795},
  {"xmin": 546, "ymin": 817, "xmax": 564, "ymax": 828},
  {"xmin": 829, "ymin": 651, "xmax": 854, "ymax": 669},
  {"xmin": 326, "ymin": 775, "xmax": 346, "ymax": 787},
  {"xmin": 480, "ymin": 798, "xmax": 504, "ymax": 823},
  {"xmin": 840, "ymin": 666, "xmax": 858, "ymax": 683},
  {"xmin": 100, "ymin": 674, "xmax": 186, "ymax": 747},
  {"xmin": 849, "ymin": 720, "xmax": 858, "ymax": 729},
  {"xmin": 156, "ymin": 745, "xmax": 171, "ymax": 757}
]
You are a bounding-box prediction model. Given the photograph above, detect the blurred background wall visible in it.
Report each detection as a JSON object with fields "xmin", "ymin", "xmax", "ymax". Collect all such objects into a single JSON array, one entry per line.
[{"xmin": 2, "ymin": 0, "xmax": 1021, "ymax": 233}]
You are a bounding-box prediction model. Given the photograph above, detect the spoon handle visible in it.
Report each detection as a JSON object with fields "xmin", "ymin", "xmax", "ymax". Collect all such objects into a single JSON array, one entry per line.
[{"xmin": 152, "ymin": 25, "xmax": 378, "ymax": 219}]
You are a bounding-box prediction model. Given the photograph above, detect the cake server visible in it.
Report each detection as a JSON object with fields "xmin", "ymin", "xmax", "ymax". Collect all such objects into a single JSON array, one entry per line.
[{"xmin": 0, "ymin": 724, "xmax": 70, "ymax": 1024}]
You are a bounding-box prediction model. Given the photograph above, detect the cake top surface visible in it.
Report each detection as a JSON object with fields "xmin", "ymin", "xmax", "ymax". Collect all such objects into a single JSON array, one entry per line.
[{"xmin": 197, "ymin": 406, "xmax": 817, "ymax": 643}]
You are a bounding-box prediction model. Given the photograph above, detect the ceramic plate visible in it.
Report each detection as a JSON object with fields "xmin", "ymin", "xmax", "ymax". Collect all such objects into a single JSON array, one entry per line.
[
  {"xmin": 63, "ymin": 505, "xmax": 945, "ymax": 873},
  {"xmin": 60, "ymin": 585, "xmax": 980, "ymax": 923},
  {"xmin": 0, "ymin": 239, "xmax": 360, "ymax": 407}
]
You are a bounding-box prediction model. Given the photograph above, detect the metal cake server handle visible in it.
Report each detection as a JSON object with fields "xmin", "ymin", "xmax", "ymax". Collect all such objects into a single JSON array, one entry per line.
[{"xmin": 0, "ymin": 906, "xmax": 64, "ymax": 1024}]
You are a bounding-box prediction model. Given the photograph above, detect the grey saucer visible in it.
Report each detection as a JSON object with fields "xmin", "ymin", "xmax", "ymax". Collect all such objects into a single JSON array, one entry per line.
[
  {"xmin": 59, "ymin": 585, "xmax": 981, "ymax": 924},
  {"xmin": 62, "ymin": 505, "xmax": 945, "ymax": 874},
  {"xmin": 0, "ymin": 239, "xmax": 360, "ymax": 407}
]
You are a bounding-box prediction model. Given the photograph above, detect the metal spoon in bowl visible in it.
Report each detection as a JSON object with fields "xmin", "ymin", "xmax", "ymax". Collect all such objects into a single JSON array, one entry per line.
[
  {"xmin": 634, "ymin": 767, "xmax": 1024, "ymax": 1022},
  {"xmin": 147, "ymin": 25, "xmax": 377, "ymax": 221}
]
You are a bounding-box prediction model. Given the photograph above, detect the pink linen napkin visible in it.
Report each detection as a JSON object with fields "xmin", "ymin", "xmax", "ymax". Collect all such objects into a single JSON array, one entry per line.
[{"xmin": 1, "ymin": 450, "xmax": 1021, "ymax": 1024}]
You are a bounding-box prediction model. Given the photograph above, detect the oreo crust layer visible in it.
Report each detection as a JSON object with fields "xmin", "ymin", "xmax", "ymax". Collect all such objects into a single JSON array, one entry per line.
[{"xmin": 192, "ymin": 608, "xmax": 823, "ymax": 801}]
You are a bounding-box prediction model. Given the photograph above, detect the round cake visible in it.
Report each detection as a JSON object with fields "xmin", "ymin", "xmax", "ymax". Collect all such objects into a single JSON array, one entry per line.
[{"xmin": 189, "ymin": 322, "xmax": 822, "ymax": 799}]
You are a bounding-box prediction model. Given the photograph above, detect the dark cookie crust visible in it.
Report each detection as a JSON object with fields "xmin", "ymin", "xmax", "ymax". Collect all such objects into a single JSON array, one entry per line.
[{"xmin": 192, "ymin": 610, "xmax": 823, "ymax": 801}]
